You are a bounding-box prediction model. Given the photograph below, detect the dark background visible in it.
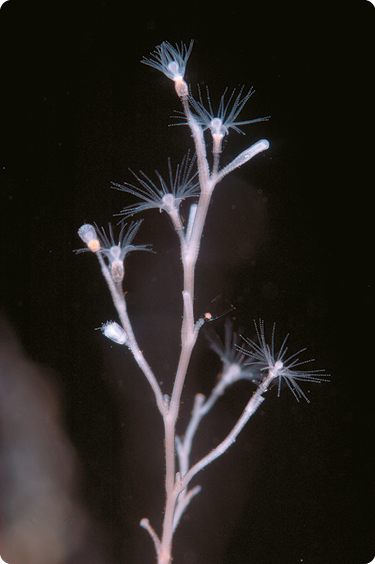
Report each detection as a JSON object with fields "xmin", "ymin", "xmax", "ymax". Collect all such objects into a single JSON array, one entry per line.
[{"xmin": 0, "ymin": 1, "xmax": 373, "ymax": 563}]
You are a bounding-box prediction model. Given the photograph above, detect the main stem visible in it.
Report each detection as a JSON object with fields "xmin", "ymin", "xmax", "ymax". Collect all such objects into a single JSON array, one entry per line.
[
  {"xmin": 159, "ymin": 94, "xmax": 218, "ymax": 564},
  {"xmin": 160, "ymin": 257, "xmax": 197, "ymax": 563}
]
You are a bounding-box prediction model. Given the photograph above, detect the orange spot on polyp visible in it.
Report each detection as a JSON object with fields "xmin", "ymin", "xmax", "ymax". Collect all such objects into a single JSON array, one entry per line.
[{"xmin": 88, "ymin": 239, "xmax": 100, "ymax": 252}]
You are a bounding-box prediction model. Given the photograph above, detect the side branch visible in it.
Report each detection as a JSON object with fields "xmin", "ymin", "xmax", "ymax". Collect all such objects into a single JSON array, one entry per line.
[
  {"xmin": 180, "ymin": 389, "xmax": 266, "ymax": 490},
  {"xmin": 97, "ymin": 253, "xmax": 166, "ymax": 415},
  {"xmin": 216, "ymin": 139, "xmax": 270, "ymax": 182},
  {"xmin": 140, "ymin": 519, "xmax": 161, "ymax": 558}
]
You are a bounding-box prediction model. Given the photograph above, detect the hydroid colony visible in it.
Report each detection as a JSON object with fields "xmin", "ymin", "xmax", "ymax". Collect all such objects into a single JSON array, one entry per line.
[{"xmin": 77, "ymin": 41, "xmax": 327, "ymax": 564}]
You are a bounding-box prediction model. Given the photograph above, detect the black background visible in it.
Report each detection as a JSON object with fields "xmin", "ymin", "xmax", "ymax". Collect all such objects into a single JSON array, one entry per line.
[{"xmin": 0, "ymin": 1, "xmax": 373, "ymax": 563}]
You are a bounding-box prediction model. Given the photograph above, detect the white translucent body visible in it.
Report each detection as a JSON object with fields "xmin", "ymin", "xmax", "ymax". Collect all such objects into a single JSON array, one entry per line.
[
  {"xmin": 78, "ymin": 223, "xmax": 100, "ymax": 252},
  {"xmin": 101, "ymin": 321, "xmax": 128, "ymax": 345}
]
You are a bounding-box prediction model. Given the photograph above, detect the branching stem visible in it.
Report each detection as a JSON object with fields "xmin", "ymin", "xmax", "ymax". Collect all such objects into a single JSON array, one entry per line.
[{"xmin": 92, "ymin": 44, "xmax": 269, "ymax": 564}]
